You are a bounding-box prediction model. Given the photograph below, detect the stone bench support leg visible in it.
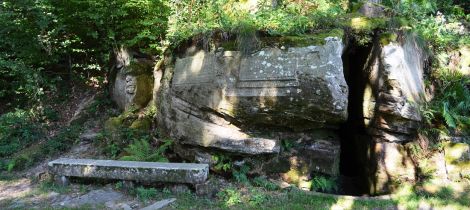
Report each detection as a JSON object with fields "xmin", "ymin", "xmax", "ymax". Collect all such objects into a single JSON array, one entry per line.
[{"xmin": 54, "ymin": 175, "xmax": 70, "ymax": 186}]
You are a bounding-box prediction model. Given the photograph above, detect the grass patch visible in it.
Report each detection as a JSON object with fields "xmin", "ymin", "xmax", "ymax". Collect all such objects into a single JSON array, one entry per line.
[
  {"xmin": 39, "ymin": 180, "xmax": 70, "ymax": 194},
  {"xmin": 125, "ymin": 182, "xmax": 470, "ymax": 210}
]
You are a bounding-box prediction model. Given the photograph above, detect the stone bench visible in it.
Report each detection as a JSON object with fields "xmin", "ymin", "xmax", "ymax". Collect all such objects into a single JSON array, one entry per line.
[{"xmin": 48, "ymin": 158, "xmax": 209, "ymax": 185}]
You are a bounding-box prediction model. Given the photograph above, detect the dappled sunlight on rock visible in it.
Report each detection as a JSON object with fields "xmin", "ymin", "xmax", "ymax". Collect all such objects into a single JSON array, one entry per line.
[{"xmin": 160, "ymin": 35, "xmax": 347, "ymax": 157}]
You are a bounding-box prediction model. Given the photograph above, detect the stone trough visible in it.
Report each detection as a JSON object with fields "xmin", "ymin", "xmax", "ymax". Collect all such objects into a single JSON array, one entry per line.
[{"xmin": 48, "ymin": 158, "xmax": 209, "ymax": 184}]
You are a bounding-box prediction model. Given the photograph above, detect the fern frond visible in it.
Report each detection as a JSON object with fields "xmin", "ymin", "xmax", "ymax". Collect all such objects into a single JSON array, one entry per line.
[
  {"xmin": 120, "ymin": 137, "xmax": 171, "ymax": 162},
  {"xmin": 442, "ymin": 102, "xmax": 457, "ymax": 128}
]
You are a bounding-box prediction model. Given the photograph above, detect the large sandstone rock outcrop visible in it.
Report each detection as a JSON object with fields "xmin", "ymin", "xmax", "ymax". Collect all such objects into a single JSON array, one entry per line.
[
  {"xmin": 159, "ymin": 37, "xmax": 347, "ymax": 155},
  {"xmin": 156, "ymin": 35, "xmax": 347, "ymax": 180}
]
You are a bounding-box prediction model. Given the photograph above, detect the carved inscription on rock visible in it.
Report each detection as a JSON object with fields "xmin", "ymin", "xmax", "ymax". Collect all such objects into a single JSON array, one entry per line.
[{"xmin": 173, "ymin": 52, "xmax": 218, "ymax": 86}]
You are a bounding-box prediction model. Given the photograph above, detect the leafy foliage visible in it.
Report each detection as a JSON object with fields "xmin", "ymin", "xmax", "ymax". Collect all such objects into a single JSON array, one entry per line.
[
  {"xmin": 167, "ymin": 0, "xmax": 348, "ymax": 45},
  {"xmin": 421, "ymin": 70, "xmax": 470, "ymax": 139},
  {"xmin": 0, "ymin": 0, "xmax": 169, "ymax": 110},
  {"xmin": 0, "ymin": 109, "xmax": 44, "ymax": 157},
  {"xmin": 120, "ymin": 138, "xmax": 172, "ymax": 162},
  {"xmin": 1, "ymin": 124, "xmax": 82, "ymax": 171},
  {"xmin": 232, "ymin": 164, "xmax": 250, "ymax": 183},
  {"xmin": 217, "ymin": 187, "xmax": 242, "ymax": 207},
  {"xmin": 311, "ymin": 174, "xmax": 338, "ymax": 193},
  {"xmin": 212, "ymin": 154, "xmax": 233, "ymax": 172}
]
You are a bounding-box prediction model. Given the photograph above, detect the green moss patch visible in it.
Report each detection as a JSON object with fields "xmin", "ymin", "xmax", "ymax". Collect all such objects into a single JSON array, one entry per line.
[
  {"xmin": 380, "ymin": 32, "xmax": 398, "ymax": 46},
  {"xmin": 347, "ymin": 15, "xmax": 387, "ymax": 32},
  {"xmin": 125, "ymin": 59, "xmax": 154, "ymax": 76},
  {"xmin": 133, "ymin": 75, "xmax": 154, "ymax": 108},
  {"xmin": 130, "ymin": 117, "xmax": 152, "ymax": 131}
]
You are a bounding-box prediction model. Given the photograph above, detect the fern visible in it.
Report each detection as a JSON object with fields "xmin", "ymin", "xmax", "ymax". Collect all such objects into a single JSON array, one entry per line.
[
  {"xmin": 311, "ymin": 175, "xmax": 338, "ymax": 193},
  {"xmin": 120, "ymin": 138, "xmax": 172, "ymax": 162},
  {"xmin": 442, "ymin": 102, "xmax": 457, "ymax": 128},
  {"xmin": 421, "ymin": 69, "xmax": 470, "ymax": 138}
]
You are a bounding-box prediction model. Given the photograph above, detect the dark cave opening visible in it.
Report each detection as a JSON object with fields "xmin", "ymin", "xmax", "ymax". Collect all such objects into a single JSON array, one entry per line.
[{"xmin": 338, "ymin": 41, "xmax": 375, "ymax": 195}]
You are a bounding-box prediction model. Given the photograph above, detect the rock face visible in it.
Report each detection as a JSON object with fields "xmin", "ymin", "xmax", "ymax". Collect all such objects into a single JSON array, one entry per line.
[
  {"xmin": 48, "ymin": 158, "xmax": 209, "ymax": 184},
  {"xmin": 110, "ymin": 48, "xmax": 154, "ymax": 110},
  {"xmin": 159, "ymin": 37, "xmax": 347, "ymax": 156},
  {"xmin": 362, "ymin": 33, "xmax": 427, "ymax": 194}
]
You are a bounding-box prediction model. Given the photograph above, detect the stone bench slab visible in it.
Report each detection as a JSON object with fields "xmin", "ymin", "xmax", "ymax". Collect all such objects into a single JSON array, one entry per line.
[{"xmin": 48, "ymin": 158, "xmax": 209, "ymax": 184}]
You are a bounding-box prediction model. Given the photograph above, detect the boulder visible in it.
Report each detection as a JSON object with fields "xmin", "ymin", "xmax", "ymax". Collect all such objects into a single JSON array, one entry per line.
[
  {"xmin": 363, "ymin": 33, "xmax": 426, "ymax": 145},
  {"xmin": 369, "ymin": 141, "xmax": 416, "ymax": 194},
  {"xmin": 361, "ymin": 32, "xmax": 428, "ymax": 194},
  {"xmin": 110, "ymin": 48, "xmax": 154, "ymax": 110},
  {"xmin": 159, "ymin": 35, "xmax": 348, "ymax": 155}
]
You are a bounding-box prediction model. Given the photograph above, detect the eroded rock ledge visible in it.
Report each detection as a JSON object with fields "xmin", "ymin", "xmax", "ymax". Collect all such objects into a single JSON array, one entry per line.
[{"xmin": 158, "ymin": 36, "xmax": 347, "ymax": 158}]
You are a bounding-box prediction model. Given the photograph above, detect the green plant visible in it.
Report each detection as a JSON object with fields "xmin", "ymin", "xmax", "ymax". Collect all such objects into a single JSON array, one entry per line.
[
  {"xmin": 232, "ymin": 164, "xmax": 250, "ymax": 184},
  {"xmin": 248, "ymin": 188, "xmax": 266, "ymax": 206},
  {"xmin": 135, "ymin": 187, "xmax": 158, "ymax": 202},
  {"xmin": 115, "ymin": 181, "xmax": 124, "ymax": 190},
  {"xmin": 167, "ymin": 0, "xmax": 348, "ymax": 46},
  {"xmin": 421, "ymin": 69, "xmax": 470, "ymax": 140},
  {"xmin": 217, "ymin": 187, "xmax": 242, "ymax": 207},
  {"xmin": 311, "ymin": 174, "xmax": 338, "ymax": 193},
  {"xmin": 79, "ymin": 185, "xmax": 87, "ymax": 194},
  {"xmin": 105, "ymin": 143, "xmax": 120, "ymax": 159},
  {"xmin": 0, "ymin": 109, "xmax": 44, "ymax": 157},
  {"xmin": 212, "ymin": 154, "xmax": 232, "ymax": 172},
  {"xmin": 1, "ymin": 124, "xmax": 82, "ymax": 171},
  {"xmin": 0, "ymin": 0, "xmax": 170, "ymax": 110},
  {"xmin": 281, "ymin": 139, "xmax": 294, "ymax": 151},
  {"xmin": 120, "ymin": 138, "xmax": 172, "ymax": 162},
  {"xmin": 252, "ymin": 176, "xmax": 280, "ymax": 191}
]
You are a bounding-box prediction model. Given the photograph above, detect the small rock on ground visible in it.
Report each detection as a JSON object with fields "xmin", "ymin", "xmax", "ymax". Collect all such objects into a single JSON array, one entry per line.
[{"xmin": 54, "ymin": 189, "xmax": 124, "ymax": 208}]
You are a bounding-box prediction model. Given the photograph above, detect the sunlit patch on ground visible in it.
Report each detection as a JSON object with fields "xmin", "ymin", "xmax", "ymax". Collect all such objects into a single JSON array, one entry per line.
[{"xmin": 0, "ymin": 179, "xmax": 32, "ymax": 203}]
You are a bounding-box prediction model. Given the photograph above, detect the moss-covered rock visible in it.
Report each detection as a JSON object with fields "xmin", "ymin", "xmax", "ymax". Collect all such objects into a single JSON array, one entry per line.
[
  {"xmin": 132, "ymin": 75, "xmax": 154, "ymax": 109},
  {"xmin": 104, "ymin": 116, "xmax": 124, "ymax": 132},
  {"xmin": 125, "ymin": 59, "xmax": 154, "ymax": 76},
  {"xmin": 130, "ymin": 117, "xmax": 152, "ymax": 131},
  {"xmin": 348, "ymin": 15, "xmax": 387, "ymax": 32},
  {"xmin": 379, "ymin": 32, "xmax": 398, "ymax": 46},
  {"xmin": 110, "ymin": 48, "xmax": 154, "ymax": 110}
]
